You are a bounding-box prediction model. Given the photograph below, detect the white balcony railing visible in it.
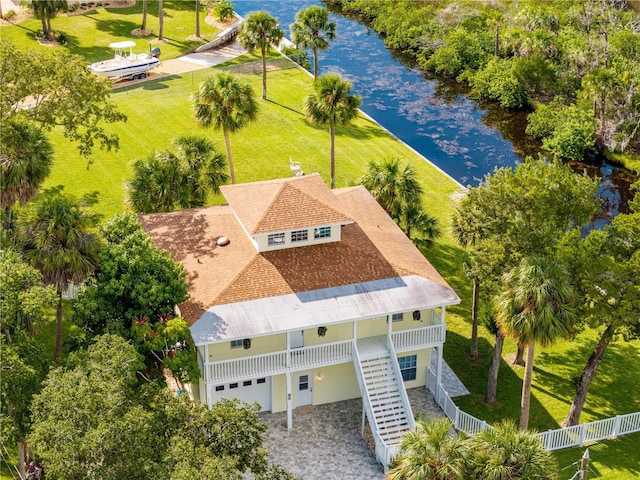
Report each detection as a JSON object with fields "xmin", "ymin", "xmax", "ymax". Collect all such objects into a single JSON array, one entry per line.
[{"xmin": 203, "ymin": 324, "xmax": 444, "ymax": 385}]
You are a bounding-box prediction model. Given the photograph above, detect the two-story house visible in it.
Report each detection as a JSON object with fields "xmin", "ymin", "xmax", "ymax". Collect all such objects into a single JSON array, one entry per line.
[{"xmin": 140, "ymin": 174, "xmax": 460, "ymax": 465}]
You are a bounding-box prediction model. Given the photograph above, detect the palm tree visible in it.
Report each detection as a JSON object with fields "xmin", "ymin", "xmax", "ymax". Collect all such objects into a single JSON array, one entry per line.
[
  {"xmin": 466, "ymin": 421, "xmax": 556, "ymax": 479},
  {"xmin": 387, "ymin": 417, "xmax": 467, "ymax": 480},
  {"xmin": 304, "ymin": 73, "xmax": 361, "ymax": 189},
  {"xmin": 237, "ymin": 12, "xmax": 284, "ymax": 100},
  {"xmin": 128, "ymin": 135, "xmax": 228, "ymax": 213},
  {"xmin": 1, "ymin": 119, "xmax": 53, "ymax": 230},
  {"xmin": 192, "ymin": 73, "xmax": 258, "ymax": 184},
  {"xmin": 291, "ymin": 5, "xmax": 336, "ymax": 81},
  {"xmin": 401, "ymin": 203, "xmax": 441, "ymax": 249},
  {"xmin": 18, "ymin": 188, "xmax": 101, "ymax": 363},
  {"xmin": 360, "ymin": 158, "xmax": 423, "ymax": 221},
  {"xmin": 29, "ymin": 0, "xmax": 67, "ymax": 40},
  {"xmin": 172, "ymin": 134, "xmax": 228, "ymax": 207},
  {"xmin": 495, "ymin": 256, "xmax": 576, "ymax": 430}
]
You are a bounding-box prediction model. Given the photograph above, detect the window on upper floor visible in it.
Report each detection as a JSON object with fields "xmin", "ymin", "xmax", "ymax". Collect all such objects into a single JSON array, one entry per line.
[
  {"xmin": 291, "ymin": 229, "xmax": 308, "ymax": 242},
  {"xmin": 314, "ymin": 226, "xmax": 331, "ymax": 239},
  {"xmin": 398, "ymin": 354, "xmax": 417, "ymax": 381},
  {"xmin": 268, "ymin": 232, "xmax": 285, "ymax": 246},
  {"xmin": 392, "ymin": 313, "xmax": 404, "ymax": 322},
  {"xmin": 230, "ymin": 339, "xmax": 243, "ymax": 349}
]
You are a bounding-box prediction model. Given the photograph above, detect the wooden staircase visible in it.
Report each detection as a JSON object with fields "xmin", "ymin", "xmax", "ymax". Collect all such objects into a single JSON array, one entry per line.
[{"xmin": 359, "ymin": 353, "xmax": 413, "ymax": 446}]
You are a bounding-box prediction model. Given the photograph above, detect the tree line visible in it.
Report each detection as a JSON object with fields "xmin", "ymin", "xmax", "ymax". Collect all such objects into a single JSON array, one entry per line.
[{"xmin": 330, "ymin": 0, "xmax": 640, "ymax": 163}]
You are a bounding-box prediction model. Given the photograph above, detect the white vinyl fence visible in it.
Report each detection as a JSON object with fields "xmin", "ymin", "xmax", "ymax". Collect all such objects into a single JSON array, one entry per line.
[{"xmin": 426, "ymin": 367, "xmax": 640, "ymax": 451}]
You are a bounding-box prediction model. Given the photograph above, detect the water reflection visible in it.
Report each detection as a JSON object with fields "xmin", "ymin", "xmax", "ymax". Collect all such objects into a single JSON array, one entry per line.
[{"xmin": 235, "ymin": 0, "xmax": 637, "ymax": 223}]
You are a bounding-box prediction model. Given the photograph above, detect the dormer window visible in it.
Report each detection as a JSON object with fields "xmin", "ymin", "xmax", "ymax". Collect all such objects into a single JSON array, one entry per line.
[
  {"xmin": 314, "ymin": 226, "xmax": 331, "ymax": 239},
  {"xmin": 291, "ymin": 230, "xmax": 308, "ymax": 242},
  {"xmin": 268, "ymin": 233, "xmax": 285, "ymax": 246}
]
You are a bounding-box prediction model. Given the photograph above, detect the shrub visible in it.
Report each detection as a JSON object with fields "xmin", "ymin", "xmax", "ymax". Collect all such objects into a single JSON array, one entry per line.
[
  {"xmin": 3, "ymin": 9, "xmax": 16, "ymax": 20},
  {"xmin": 281, "ymin": 46, "xmax": 311, "ymax": 71},
  {"xmin": 470, "ymin": 57, "xmax": 529, "ymax": 109}
]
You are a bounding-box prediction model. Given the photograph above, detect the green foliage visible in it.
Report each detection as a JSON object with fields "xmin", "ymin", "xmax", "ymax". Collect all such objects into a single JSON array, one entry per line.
[
  {"xmin": 359, "ymin": 157, "xmax": 440, "ymax": 248},
  {"xmin": 280, "ymin": 46, "xmax": 311, "ymax": 71},
  {"xmin": 469, "ymin": 57, "xmax": 530, "ymax": 109},
  {"xmin": 213, "ymin": 0, "xmax": 234, "ymax": 22},
  {"xmin": 192, "ymin": 72, "xmax": 259, "ymax": 184},
  {"xmin": 304, "ymin": 73, "xmax": 361, "ymax": 188},
  {"xmin": 74, "ymin": 213, "xmax": 187, "ymax": 331},
  {"xmin": 420, "ymin": 28, "xmax": 492, "ymax": 78},
  {"xmin": 0, "ymin": 249, "xmax": 57, "ymax": 339},
  {"xmin": 128, "ymin": 135, "xmax": 229, "ymax": 213},
  {"xmin": 0, "ymin": 118, "xmax": 54, "ymax": 231},
  {"xmin": 291, "ymin": 5, "xmax": 336, "ymax": 80},
  {"xmin": 526, "ymin": 100, "xmax": 596, "ymax": 160},
  {"xmin": 0, "ymin": 42, "xmax": 126, "ymax": 158}
]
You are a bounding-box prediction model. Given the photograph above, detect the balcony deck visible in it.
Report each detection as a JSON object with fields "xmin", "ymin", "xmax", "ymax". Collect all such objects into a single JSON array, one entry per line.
[{"xmin": 202, "ymin": 324, "xmax": 445, "ymax": 384}]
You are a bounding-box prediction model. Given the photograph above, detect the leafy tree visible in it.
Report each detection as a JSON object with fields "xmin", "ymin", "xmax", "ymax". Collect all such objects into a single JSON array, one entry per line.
[
  {"xmin": 73, "ymin": 213, "xmax": 192, "ymax": 380},
  {"xmin": 304, "ymin": 73, "xmax": 361, "ymax": 189},
  {"xmin": 526, "ymin": 99, "xmax": 596, "ymax": 161},
  {"xmin": 452, "ymin": 157, "xmax": 600, "ymax": 403},
  {"xmin": 469, "ymin": 57, "xmax": 529, "ymax": 109},
  {"xmin": 1, "ymin": 118, "xmax": 53, "ymax": 231},
  {"xmin": 128, "ymin": 135, "xmax": 228, "ymax": 213},
  {"xmin": 359, "ymin": 158, "xmax": 440, "ymax": 247},
  {"xmin": 28, "ymin": 0, "xmax": 67, "ymax": 40},
  {"xmin": 0, "ymin": 42, "xmax": 126, "ymax": 158},
  {"xmin": 74, "ymin": 213, "xmax": 187, "ymax": 332},
  {"xmin": 193, "ymin": 73, "xmax": 258, "ymax": 184},
  {"xmin": 291, "ymin": 5, "xmax": 336, "ymax": 81},
  {"xmin": 495, "ymin": 256, "xmax": 576, "ymax": 430},
  {"xmin": 466, "ymin": 421, "xmax": 556, "ymax": 479},
  {"xmin": 212, "ymin": 0, "xmax": 234, "ymax": 22},
  {"xmin": 420, "ymin": 28, "xmax": 492, "ymax": 78},
  {"xmin": 387, "ymin": 417, "xmax": 467, "ymax": 480},
  {"xmin": 559, "ymin": 188, "xmax": 640, "ymax": 426},
  {"xmin": 30, "ymin": 334, "xmax": 296, "ymax": 480},
  {"xmin": 238, "ymin": 12, "xmax": 284, "ymax": 100},
  {"xmin": 29, "ymin": 334, "xmax": 159, "ymax": 480},
  {"xmin": 18, "ymin": 188, "xmax": 101, "ymax": 364}
]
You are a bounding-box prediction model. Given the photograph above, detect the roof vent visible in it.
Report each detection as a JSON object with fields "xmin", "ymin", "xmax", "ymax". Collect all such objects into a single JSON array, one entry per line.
[{"xmin": 216, "ymin": 236, "xmax": 230, "ymax": 247}]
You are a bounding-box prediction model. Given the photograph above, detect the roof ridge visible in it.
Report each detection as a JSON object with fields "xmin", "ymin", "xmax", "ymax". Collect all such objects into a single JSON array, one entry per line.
[{"xmin": 251, "ymin": 182, "xmax": 287, "ymax": 234}]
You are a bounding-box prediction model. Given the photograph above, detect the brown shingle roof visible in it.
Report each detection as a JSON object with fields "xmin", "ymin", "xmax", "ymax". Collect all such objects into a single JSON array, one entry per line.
[
  {"xmin": 220, "ymin": 175, "xmax": 352, "ymax": 234},
  {"xmin": 140, "ymin": 180, "xmax": 452, "ymax": 326}
]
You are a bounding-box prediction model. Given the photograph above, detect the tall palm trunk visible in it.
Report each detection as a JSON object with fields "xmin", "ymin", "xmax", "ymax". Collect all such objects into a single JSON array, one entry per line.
[
  {"xmin": 513, "ymin": 343, "xmax": 525, "ymax": 365},
  {"xmin": 141, "ymin": 0, "xmax": 147, "ymax": 30},
  {"xmin": 563, "ymin": 323, "xmax": 616, "ymax": 426},
  {"xmin": 55, "ymin": 291, "xmax": 63, "ymax": 364},
  {"xmin": 261, "ymin": 46, "xmax": 267, "ymax": 99},
  {"xmin": 485, "ymin": 329, "xmax": 504, "ymax": 404},
  {"xmin": 223, "ymin": 130, "xmax": 235, "ymax": 184},
  {"xmin": 519, "ymin": 341, "xmax": 535, "ymax": 430},
  {"xmin": 312, "ymin": 46, "xmax": 319, "ymax": 81},
  {"xmin": 470, "ymin": 278, "xmax": 479, "ymax": 359},
  {"xmin": 329, "ymin": 124, "xmax": 335, "ymax": 189},
  {"xmin": 158, "ymin": 0, "xmax": 164, "ymax": 41},
  {"xmin": 195, "ymin": 0, "xmax": 200, "ymax": 37}
]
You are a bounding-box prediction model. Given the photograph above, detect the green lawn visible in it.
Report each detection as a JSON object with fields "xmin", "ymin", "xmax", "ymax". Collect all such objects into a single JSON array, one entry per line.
[
  {"xmin": 0, "ymin": 0, "xmax": 220, "ymax": 62},
  {"xmin": 2, "ymin": 6, "xmax": 639, "ymax": 479}
]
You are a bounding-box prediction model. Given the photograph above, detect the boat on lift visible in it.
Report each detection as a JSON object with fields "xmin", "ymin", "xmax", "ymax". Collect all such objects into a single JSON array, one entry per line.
[{"xmin": 88, "ymin": 41, "xmax": 161, "ymax": 81}]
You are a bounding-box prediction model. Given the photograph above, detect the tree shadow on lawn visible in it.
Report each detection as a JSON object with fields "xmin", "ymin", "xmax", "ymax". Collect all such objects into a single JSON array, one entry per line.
[
  {"xmin": 78, "ymin": 13, "xmax": 140, "ymax": 38},
  {"xmin": 535, "ymin": 340, "xmax": 640, "ymax": 419},
  {"xmin": 445, "ymin": 330, "xmax": 560, "ymax": 431}
]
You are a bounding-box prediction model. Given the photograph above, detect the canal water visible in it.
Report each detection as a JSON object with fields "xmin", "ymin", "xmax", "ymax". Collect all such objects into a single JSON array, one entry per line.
[{"xmin": 235, "ymin": 0, "xmax": 637, "ymax": 228}]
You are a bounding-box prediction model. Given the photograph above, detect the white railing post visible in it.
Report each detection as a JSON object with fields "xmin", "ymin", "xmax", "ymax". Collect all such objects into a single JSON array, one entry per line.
[
  {"xmin": 454, "ymin": 406, "xmax": 460, "ymax": 429},
  {"xmin": 613, "ymin": 415, "xmax": 621, "ymax": 438},
  {"xmin": 579, "ymin": 423, "xmax": 586, "ymax": 447}
]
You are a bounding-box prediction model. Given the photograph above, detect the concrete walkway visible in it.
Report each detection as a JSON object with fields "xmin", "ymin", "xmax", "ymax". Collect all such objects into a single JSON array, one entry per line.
[{"xmin": 255, "ymin": 387, "xmax": 447, "ymax": 480}]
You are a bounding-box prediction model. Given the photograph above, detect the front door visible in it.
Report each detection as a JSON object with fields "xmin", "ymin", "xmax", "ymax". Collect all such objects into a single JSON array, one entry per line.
[
  {"xmin": 295, "ymin": 372, "xmax": 313, "ymax": 407},
  {"xmin": 290, "ymin": 330, "xmax": 304, "ymax": 349}
]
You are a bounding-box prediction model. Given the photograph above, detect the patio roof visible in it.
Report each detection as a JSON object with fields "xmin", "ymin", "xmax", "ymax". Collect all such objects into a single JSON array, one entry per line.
[{"xmin": 190, "ymin": 274, "xmax": 460, "ymax": 345}]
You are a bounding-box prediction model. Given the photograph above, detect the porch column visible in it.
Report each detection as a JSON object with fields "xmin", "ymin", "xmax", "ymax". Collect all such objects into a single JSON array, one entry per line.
[
  {"xmin": 387, "ymin": 314, "xmax": 393, "ymax": 349},
  {"xmin": 286, "ymin": 371, "xmax": 293, "ymax": 429},
  {"xmin": 435, "ymin": 344, "xmax": 444, "ymax": 404},
  {"xmin": 203, "ymin": 344, "xmax": 210, "ymax": 405},
  {"xmin": 353, "ymin": 320, "xmax": 357, "ymax": 341}
]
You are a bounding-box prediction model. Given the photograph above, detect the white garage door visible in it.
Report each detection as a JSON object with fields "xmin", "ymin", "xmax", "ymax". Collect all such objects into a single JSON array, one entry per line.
[{"xmin": 210, "ymin": 376, "xmax": 272, "ymax": 412}]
